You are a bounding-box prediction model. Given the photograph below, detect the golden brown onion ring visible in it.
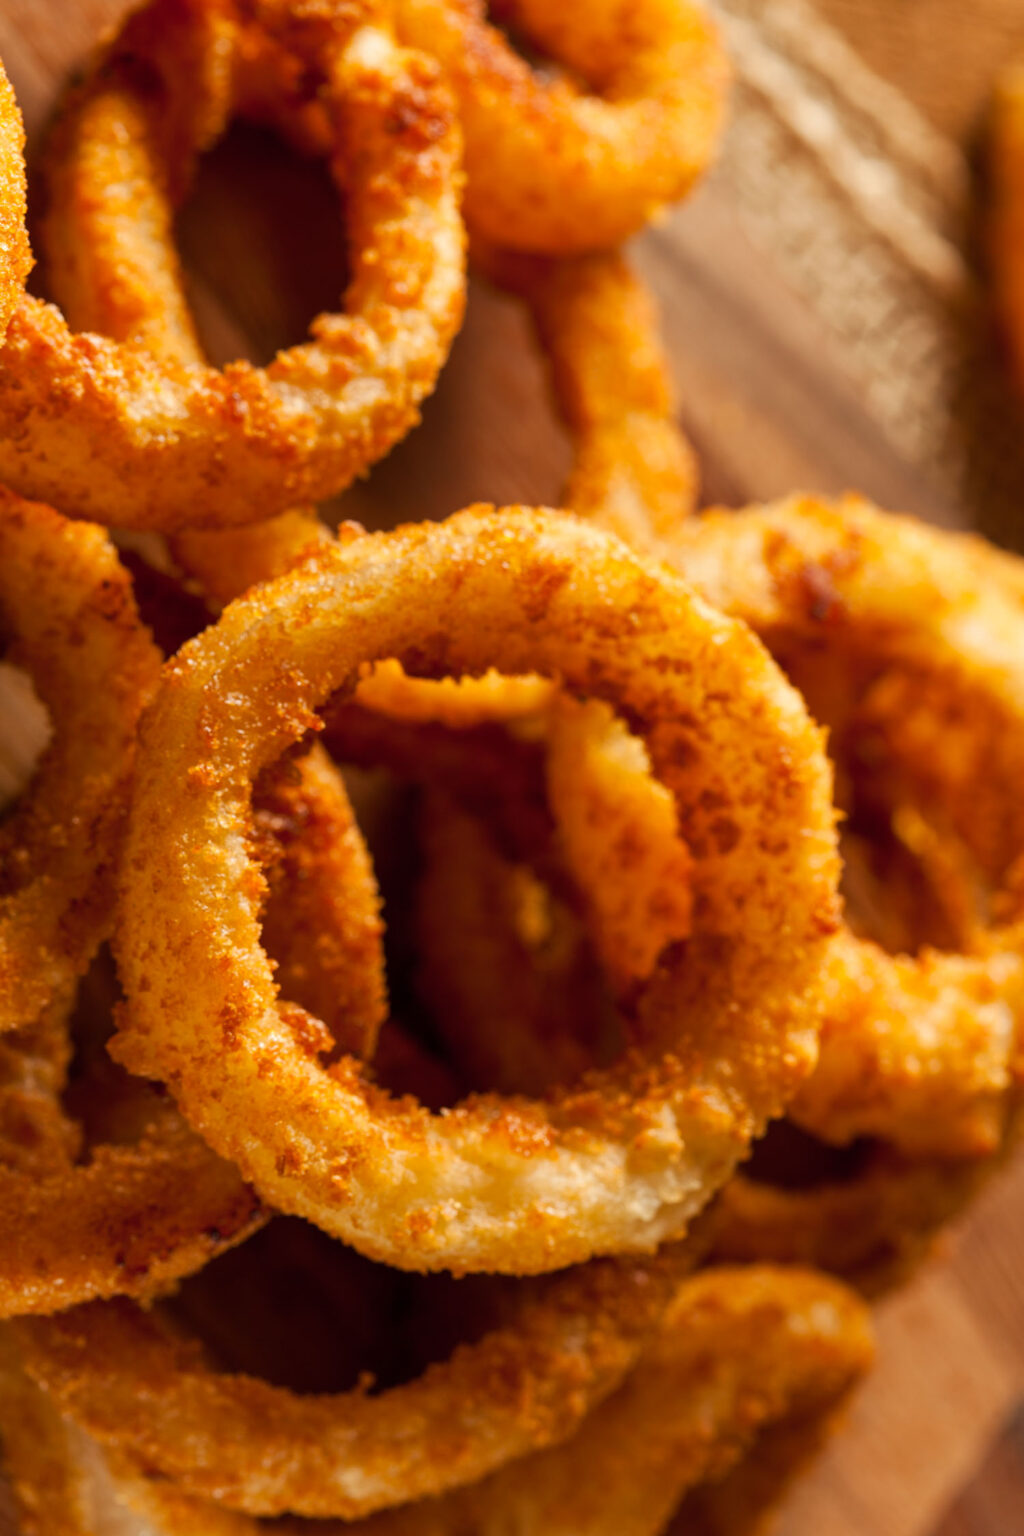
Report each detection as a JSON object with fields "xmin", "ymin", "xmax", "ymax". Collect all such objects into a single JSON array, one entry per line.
[
  {"xmin": 545, "ymin": 695, "xmax": 695, "ymax": 996},
  {"xmin": 0, "ymin": 57, "xmax": 30, "ymax": 344},
  {"xmin": 2, "ymin": 0, "xmax": 464, "ymax": 532},
  {"xmin": 114, "ymin": 507, "xmax": 839, "ymax": 1274},
  {"xmin": 0, "ymin": 954, "xmax": 262, "ymax": 1319},
  {"xmin": 255, "ymin": 749, "xmax": 386, "ymax": 1060},
  {"xmin": 676, "ymin": 495, "xmax": 1024, "ymax": 1160},
  {"xmin": 0, "ymin": 989, "xmax": 78, "ymax": 1180},
  {"xmin": 5, "ymin": 1267, "xmax": 872, "ymax": 1533},
  {"xmin": 393, "ymin": 0, "xmax": 729, "ymax": 253},
  {"xmin": 11, "ymin": 1239, "xmax": 701, "ymax": 1520},
  {"xmin": 0, "ymin": 1110, "xmax": 263, "ymax": 1320},
  {"xmin": 0, "ymin": 491, "xmax": 161, "ymax": 1035}
]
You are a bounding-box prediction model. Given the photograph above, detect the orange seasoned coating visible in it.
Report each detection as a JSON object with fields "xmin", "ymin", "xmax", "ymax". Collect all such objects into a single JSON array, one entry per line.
[
  {"xmin": 3, "ymin": 1267, "xmax": 872, "ymax": 1534},
  {"xmin": 394, "ymin": 0, "xmax": 729, "ymax": 253},
  {"xmin": 0, "ymin": 57, "xmax": 30, "ymax": 344},
  {"xmin": 11, "ymin": 1238, "xmax": 701, "ymax": 1520},
  {"xmin": 1, "ymin": 0, "xmax": 465, "ymax": 532},
  {"xmin": 0, "ymin": 491, "xmax": 161, "ymax": 1036},
  {"xmin": 546, "ymin": 696, "xmax": 694, "ymax": 996},
  {"xmin": 676, "ymin": 495, "xmax": 1024, "ymax": 1160},
  {"xmin": 113, "ymin": 507, "xmax": 839, "ymax": 1275}
]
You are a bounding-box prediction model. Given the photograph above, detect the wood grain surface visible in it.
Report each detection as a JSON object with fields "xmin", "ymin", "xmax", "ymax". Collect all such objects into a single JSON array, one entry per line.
[{"xmin": 0, "ymin": 3, "xmax": 1022, "ymax": 1535}]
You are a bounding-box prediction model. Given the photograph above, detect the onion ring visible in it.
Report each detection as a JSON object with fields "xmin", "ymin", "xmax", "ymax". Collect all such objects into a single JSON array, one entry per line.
[
  {"xmin": 0, "ymin": 490, "xmax": 162, "ymax": 1035},
  {"xmin": 11, "ymin": 1238, "xmax": 701, "ymax": 1519},
  {"xmin": 676, "ymin": 495, "xmax": 1024, "ymax": 1160},
  {"xmin": 0, "ymin": 1010, "xmax": 264, "ymax": 1317},
  {"xmin": 113, "ymin": 506, "xmax": 839, "ymax": 1273},
  {"xmin": 1, "ymin": 0, "xmax": 465, "ymax": 532},
  {"xmin": 0, "ymin": 56, "xmax": 30, "ymax": 345},
  {"xmin": 545, "ymin": 694, "xmax": 695, "ymax": 996},
  {"xmin": 4, "ymin": 1266, "xmax": 872, "ymax": 1533},
  {"xmin": 392, "ymin": 0, "xmax": 729, "ymax": 253},
  {"xmin": 254, "ymin": 748, "xmax": 386, "ymax": 1060},
  {"xmin": 0, "ymin": 988, "xmax": 79, "ymax": 1180}
]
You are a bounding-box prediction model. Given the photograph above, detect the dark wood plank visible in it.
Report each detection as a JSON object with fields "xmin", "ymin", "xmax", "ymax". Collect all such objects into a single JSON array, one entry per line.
[{"xmin": 931, "ymin": 1401, "xmax": 1024, "ymax": 1536}]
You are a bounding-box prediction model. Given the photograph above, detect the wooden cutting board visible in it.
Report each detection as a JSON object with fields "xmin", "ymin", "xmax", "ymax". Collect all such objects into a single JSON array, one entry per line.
[{"xmin": 0, "ymin": 4, "xmax": 1022, "ymax": 1535}]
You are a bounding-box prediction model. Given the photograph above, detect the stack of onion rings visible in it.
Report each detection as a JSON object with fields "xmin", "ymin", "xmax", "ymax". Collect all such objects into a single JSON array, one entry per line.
[{"xmin": 0, "ymin": 1, "xmax": 1021, "ymax": 1528}]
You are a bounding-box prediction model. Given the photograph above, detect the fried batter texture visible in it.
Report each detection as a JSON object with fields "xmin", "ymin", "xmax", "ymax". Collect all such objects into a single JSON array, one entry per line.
[
  {"xmin": 0, "ymin": 0, "xmax": 465, "ymax": 531},
  {"xmin": 10, "ymin": 1237, "xmax": 702, "ymax": 1519},
  {"xmin": 1, "ymin": 1267, "xmax": 872, "ymax": 1534},
  {"xmin": 0, "ymin": 56, "xmax": 29, "ymax": 345},
  {"xmin": 113, "ymin": 507, "xmax": 839, "ymax": 1274},
  {"xmin": 677, "ymin": 496, "xmax": 1024, "ymax": 1161},
  {"xmin": 0, "ymin": 492, "xmax": 161, "ymax": 1035},
  {"xmin": 393, "ymin": 0, "xmax": 729, "ymax": 252}
]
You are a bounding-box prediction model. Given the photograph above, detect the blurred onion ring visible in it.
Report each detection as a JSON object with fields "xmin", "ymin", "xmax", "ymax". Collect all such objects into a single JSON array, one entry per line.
[
  {"xmin": 0, "ymin": 498, "xmax": 267, "ymax": 1313},
  {"xmin": 0, "ymin": 57, "xmax": 30, "ymax": 343},
  {"xmin": 0, "ymin": 732, "xmax": 390, "ymax": 1318},
  {"xmin": 710, "ymin": 1136, "xmax": 1020, "ymax": 1296},
  {"xmin": 254, "ymin": 748, "xmax": 386, "ymax": 1060},
  {"xmin": 0, "ymin": 490, "xmax": 161, "ymax": 1035},
  {"xmin": 5, "ymin": 1267, "xmax": 872, "ymax": 1533},
  {"xmin": 0, "ymin": 0, "xmax": 464, "ymax": 531},
  {"xmin": 677, "ymin": 496, "xmax": 1024, "ymax": 1159},
  {"xmin": 0, "ymin": 1092, "xmax": 264, "ymax": 1320},
  {"xmin": 476, "ymin": 241, "xmax": 699, "ymax": 545},
  {"xmin": 393, "ymin": 0, "xmax": 729, "ymax": 253},
  {"xmin": 114, "ymin": 506, "xmax": 839, "ymax": 1274}
]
